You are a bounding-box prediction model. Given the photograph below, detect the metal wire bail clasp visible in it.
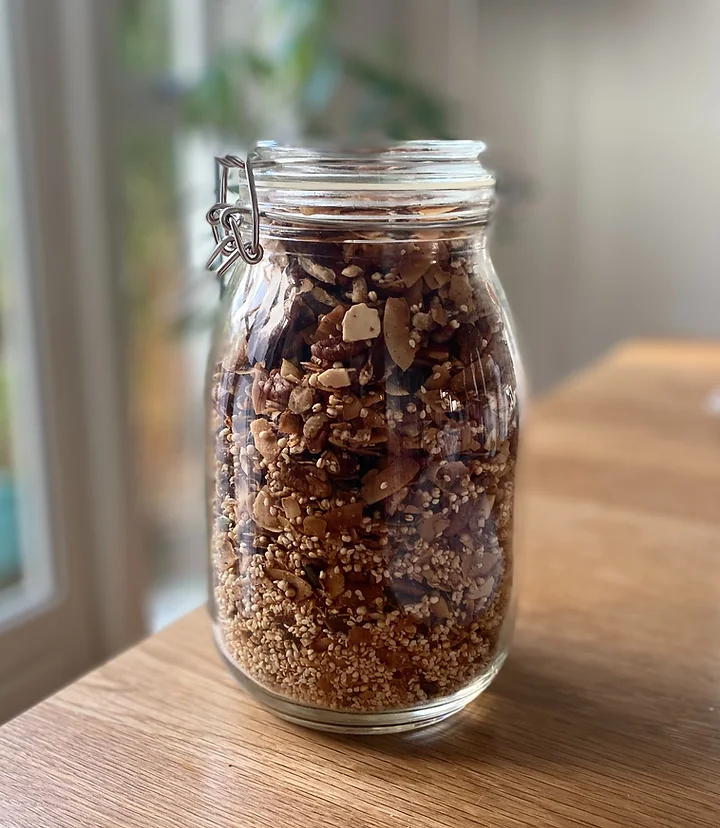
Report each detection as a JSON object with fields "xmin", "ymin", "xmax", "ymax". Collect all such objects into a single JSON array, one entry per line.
[{"xmin": 206, "ymin": 154, "xmax": 264, "ymax": 286}]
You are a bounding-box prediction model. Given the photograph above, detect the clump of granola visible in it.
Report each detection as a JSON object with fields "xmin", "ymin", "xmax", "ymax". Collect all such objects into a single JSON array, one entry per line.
[{"xmin": 209, "ymin": 232, "xmax": 519, "ymax": 712}]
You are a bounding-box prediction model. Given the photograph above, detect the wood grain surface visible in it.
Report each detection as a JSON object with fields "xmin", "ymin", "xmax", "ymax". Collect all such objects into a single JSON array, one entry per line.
[{"xmin": 2, "ymin": 340, "xmax": 720, "ymax": 827}]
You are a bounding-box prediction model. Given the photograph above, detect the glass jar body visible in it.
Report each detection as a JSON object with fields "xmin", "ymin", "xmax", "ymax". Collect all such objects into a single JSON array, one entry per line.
[{"xmin": 207, "ymin": 224, "xmax": 522, "ymax": 733}]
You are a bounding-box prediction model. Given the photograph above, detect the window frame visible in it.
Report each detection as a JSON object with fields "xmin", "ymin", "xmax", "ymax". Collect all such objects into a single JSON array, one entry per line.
[{"xmin": 0, "ymin": 0, "xmax": 145, "ymax": 723}]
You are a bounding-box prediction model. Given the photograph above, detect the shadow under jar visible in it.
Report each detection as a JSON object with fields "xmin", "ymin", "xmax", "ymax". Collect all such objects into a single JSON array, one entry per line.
[{"xmin": 207, "ymin": 141, "xmax": 524, "ymax": 734}]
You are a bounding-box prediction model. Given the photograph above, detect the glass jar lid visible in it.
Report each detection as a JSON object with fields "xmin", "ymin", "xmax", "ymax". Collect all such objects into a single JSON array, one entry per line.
[
  {"xmin": 248, "ymin": 140, "xmax": 495, "ymax": 230},
  {"xmin": 249, "ymin": 140, "xmax": 494, "ymax": 192},
  {"xmin": 206, "ymin": 141, "xmax": 495, "ymax": 279}
]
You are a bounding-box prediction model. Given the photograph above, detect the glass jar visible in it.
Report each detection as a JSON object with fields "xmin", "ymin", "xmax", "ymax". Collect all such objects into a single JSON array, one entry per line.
[{"xmin": 207, "ymin": 141, "xmax": 523, "ymax": 733}]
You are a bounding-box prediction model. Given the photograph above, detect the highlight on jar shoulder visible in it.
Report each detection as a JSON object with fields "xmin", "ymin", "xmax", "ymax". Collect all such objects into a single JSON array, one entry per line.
[{"xmin": 206, "ymin": 142, "xmax": 523, "ymax": 734}]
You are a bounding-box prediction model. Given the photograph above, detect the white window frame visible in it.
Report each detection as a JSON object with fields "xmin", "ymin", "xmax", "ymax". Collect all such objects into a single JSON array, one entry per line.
[{"xmin": 0, "ymin": 0, "xmax": 145, "ymax": 723}]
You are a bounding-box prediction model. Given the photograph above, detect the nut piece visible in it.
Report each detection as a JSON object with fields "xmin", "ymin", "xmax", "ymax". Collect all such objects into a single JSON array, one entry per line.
[
  {"xmin": 252, "ymin": 487, "xmax": 282, "ymax": 532},
  {"xmin": 303, "ymin": 515, "xmax": 327, "ymax": 537},
  {"xmin": 318, "ymin": 367, "xmax": 351, "ymax": 388},
  {"xmin": 250, "ymin": 419, "xmax": 279, "ymax": 461},
  {"xmin": 325, "ymin": 500, "xmax": 364, "ymax": 529},
  {"xmin": 299, "ymin": 255, "xmax": 336, "ymax": 284},
  {"xmin": 419, "ymin": 514, "xmax": 451, "ymax": 541},
  {"xmin": 266, "ymin": 568, "xmax": 313, "ymax": 601},
  {"xmin": 288, "ymin": 385, "xmax": 314, "ymax": 413},
  {"xmin": 449, "ymin": 270, "xmax": 474, "ymax": 306},
  {"xmin": 431, "ymin": 595, "xmax": 452, "ymax": 620},
  {"xmin": 361, "ymin": 456, "xmax": 420, "ymax": 504},
  {"xmin": 348, "ymin": 626, "xmax": 371, "ymax": 646},
  {"xmin": 399, "ymin": 251, "xmax": 431, "ymax": 287},
  {"xmin": 351, "ymin": 276, "xmax": 369, "ymax": 304},
  {"xmin": 278, "ymin": 410, "xmax": 303, "ymax": 435},
  {"xmin": 280, "ymin": 359, "xmax": 303, "ymax": 381},
  {"xmin": 383, "ymin": 297, "xmax": 418, "ymax": 371},
  {"xmin": 324, "ymin": 567, "xmax": 345, "ymax": 598},
  {"xmin": 282, "ymin": 496, "xmax": 302, "ymax": 520},
  {"xmin": 315, "ymin": 305, "xmax": 346, "ymax": 339},
  {"xmin": 303, "ymin": 414, "xmax": 327, "ymax": 440},
  {"xmin": 424, "ymin": 264, "xmax": 451, "ymax": 289},
  {"xmin": 342, "ymin": 303, "xmax": 381, "ymax": 342}
]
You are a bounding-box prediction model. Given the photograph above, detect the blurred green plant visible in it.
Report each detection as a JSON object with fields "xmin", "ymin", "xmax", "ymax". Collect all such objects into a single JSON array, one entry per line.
[
  {"xmin": 179, "ymin": 0, "xmax": 453, "ymax": 143},
  {"xmin": 117, "ymin": 0, "xmax": 456, "ymax": 344}
]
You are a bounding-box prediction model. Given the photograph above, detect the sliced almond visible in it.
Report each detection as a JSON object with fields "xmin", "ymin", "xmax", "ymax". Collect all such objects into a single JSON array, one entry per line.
[
  {"xmin": 361, "ymin": 456, "xmax": 420, "ymax": 504},
  {"xmin": 315, "ymin": 305, "xmax": 346, "ymax": 339},
  {"xmin": 298, "ymin": 255, "xmax": 336, "ymax": 284},
  {"xmin": 385, "ymin": 486, "xmax": 408, "ymax": 516},
  {"xmin": 281, "ymin": 496, "xmax": 302, "ymax": 520},
  {"xmin": 450, "ymin": 360, "xmax": 485, "ymax": 394},
  {"xmin": 480, "ymin": 493, "xmax": 496, "ymax": 520},
  {"xmin": 316, "ymin": 675, "xmax": 334, "ymax": 694},
  {"xmin": 252, "ymin": 487, "xmax": 282, "ymax": 532},
  {"xmin": 318, "ymin": 367, "xmax": 351, "ymax": 388},
  {"xmin": 430, "ymin": 301, "xmax": 449, "ymax": 326},
  {"xmin": 311, "ymin": 286, "xmax": 339, "ymax": 306},
  {"xmin": 250, "ymin": 418, "xmax": 279, "ymax": 461},
  {"xmin": 325, "ymin": 500, "xmax": 364, "ymax": 530},
  {"xmin": 342, "ymin": 395, "xmax": 362, "ymax": 420},
  {"xmin": 311, "ymin": 636, "xmax": 333, "ymax": 652},
  {"xmin": 360, "ymin": 391, "xmax": 384, "ymax": 407},
  {"xmin": 399, "ymin": 251, "xmax": 431, "ymax": 287},
  {"xmin": 363, "ymin": 409, "xmax": 385, "ymax": 429},
  {"xmin": 342, "ymin": 303, "xmax": 381, "ymax": 342},
  {"xmin": 303, "ymin": 413, "xmax": 328, "ymax": 440},
  {"xmin": 392, "ymin": 576, "xmax": 427, "ymax": 603},
  {"xmin": 324, "ymin": 567, "xmax": 345, "ymax": 599},
  {"xmin": 266, "ymin": 568, "xmax": 313, "ymax": 601},
  {"xmin": 460, "ymin": 422, "xmax": 482, "ymax": 453},
  {"xmin": 425, "ymin": 363, "xmax": 452, "ymax": 390},
  {"xmin": 280, "ymin": 359, "xmax": 303, "ymax": 381},
  {"xmin": 385, "ymin": 379, "xmax": 410, "ymax": 396},
  {"xmin": 361, "ymin": 467, "xmax": 380, "ymax": 484},
  {"xmin": 431, "ymin": 460, "xmax": 469, "ymax": 492},
  {"xmin": 431, "ymin": 595, "xmax": 452, "ymax": 620},
  {"xmin": 449, "ymin": 270, "xmax": 474, "ymax": 305},
  {"xmin": 406, "ymin": 277, "xmax": 424, "ymax": 310},
  {"xmin": 351, "ymin": 276, "xmax": 369, "ymax": 303},
  {"xmin": 277, "ymin": 410, "xmax": 303, "ymax": 435},
  {"xmin": 424, "ymin": 264, "xmax": 451, "ymax": 289},
  {"xmin": 368, "ymin": 427, "xmax": 388, "ymax": 444},
  {"xmin": 383, "ymin": 297, "xmax": 418, "ymax": 371},
  {"xmin": 477, "ymin": 576, "xmax": 497, "ymax": 601},
  {"xmin": 348, "ymin": 626, "xmax": 371, "ymax": 645},
  {"xmin": 379, "ymin": 648, "xmax": 411, "ymax": 670},
  {"xmin": 419, "ymin": 514, "xmax": 451, "ymax": 541},
  {"xmin": 358, "ymin": 362, "xmax": 373, "ymax": 386},
  {"xmin": 251, "ymin": 366, "xmax": 268, "ymax": 415},
  {"xmin": 288, "ymin": 384, "xmax": 314, "ymax": 414},
  {"xmin": 303, "ymin": 515, "xmax": 327, "ymax": 537}
]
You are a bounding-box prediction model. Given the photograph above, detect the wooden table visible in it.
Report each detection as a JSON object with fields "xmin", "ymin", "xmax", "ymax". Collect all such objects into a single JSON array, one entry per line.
[{"xmin": 2, "ymin": 340, "xmax": 720, "ymax": 827}]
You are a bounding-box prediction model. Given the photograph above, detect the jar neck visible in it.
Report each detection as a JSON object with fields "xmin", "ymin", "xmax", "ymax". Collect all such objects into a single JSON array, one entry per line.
[
  {"xmin": 246, "ymin": 141, "xmax": 496, "ymax": 236},
  {"xmin": 254, "ymin": 186, "xmax": 494, "ymax": 236},
  {"xmin": 257, "ymin": 220, "xmax": 490, "ymax": 250}
]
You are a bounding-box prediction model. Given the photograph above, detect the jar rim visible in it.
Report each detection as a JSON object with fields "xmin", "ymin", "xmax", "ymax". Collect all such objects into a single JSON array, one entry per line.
[{"xmin": 249, "ymin": 140, "xmax": 495, "ymax": 192}]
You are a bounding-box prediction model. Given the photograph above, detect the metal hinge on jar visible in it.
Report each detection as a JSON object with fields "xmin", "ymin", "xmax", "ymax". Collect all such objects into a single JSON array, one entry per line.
[{"xmin": 206, "ymin": 154, "xmax": 264, "ymax": 289}]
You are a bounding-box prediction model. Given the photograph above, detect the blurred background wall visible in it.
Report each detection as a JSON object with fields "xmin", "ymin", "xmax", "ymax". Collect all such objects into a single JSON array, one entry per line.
[
  {"xmin": 405, "ymin": 0, "xmax": 720, "ymax": 389},
  {"xmin": 1, "ymin": 0, "xmax": 718, "ymax": 721}
]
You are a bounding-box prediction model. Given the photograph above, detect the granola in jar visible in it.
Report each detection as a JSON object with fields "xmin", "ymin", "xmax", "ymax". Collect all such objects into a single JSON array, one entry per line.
[{"xmin": 207, "ymin": 142, "xmax": 522, "ymax": 731}]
